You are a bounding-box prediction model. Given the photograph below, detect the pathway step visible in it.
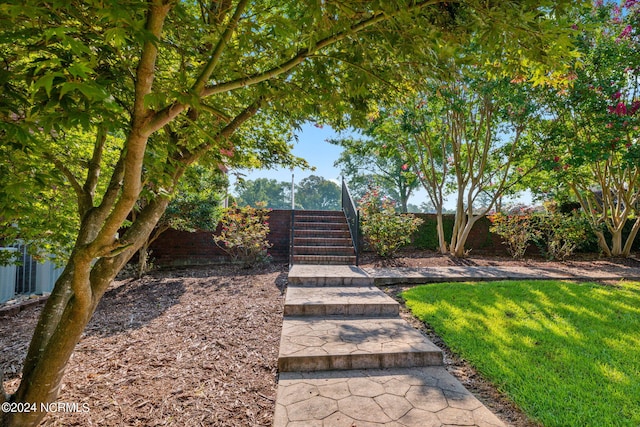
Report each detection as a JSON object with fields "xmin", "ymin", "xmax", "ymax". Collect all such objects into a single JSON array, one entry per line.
[
  {"xmin": 363, "ymin": 265, "xmax": 640, "ymax": 285},
  {"xmin": 295, "ymin": 221, "xmax": 350, "ymax": 230},
  {"xmin": 288, "ymin": 265, "xmax": 372, "ymax": 286},
  {"xmin": 293, "ymin": 246, "xmax": 355, "ymax": 256},
  {"xmin": 292, "ymin": 255, "xmax": 356, "ymax": 265},
  {"xmin": 278, "ymin": 317, "xmax": 443, "ymax": 372},
  {"xmin": 274, "ymin": 367, "xmax": 505, "ymax": 426},
  {"xmin": 295, "ymin": 214, "xmax": 346, "ymax": 222},
  {"xmin": 284, "ymin": 286, "xmax": 399, "ymax": 317},
  {"xmin": 294, "ymin": 237, "xmax": 353, "ymax": 246},
  {"xmin": 294, "ymin": 229, "xmax": 351, "ymax": 238}
]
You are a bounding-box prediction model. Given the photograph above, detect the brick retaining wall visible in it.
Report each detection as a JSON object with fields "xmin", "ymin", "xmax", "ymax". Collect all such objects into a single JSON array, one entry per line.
[
  {"xmin": 149, "ymin": 209, "xmax": 292, "ymax": 266},
  {"xmin": 149, "ymin": 211, "xmax": 507, "ymax": 267}
]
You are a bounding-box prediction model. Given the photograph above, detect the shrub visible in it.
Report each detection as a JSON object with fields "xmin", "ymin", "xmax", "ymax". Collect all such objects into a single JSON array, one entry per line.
[
  {"xmin": 531, "ymin": 212, "xmax": 588, "ymax": 260},
  {"xmin": 213, "ymin": 204, "xmax": 272, "ymax": 267},
  {"xmin": 359, "ymin": 189, "xmax": 423, "ymax": 258},
  {"xmin": 413, "ymin": 215, "xmax": 455, "ymax": 250},
  {"xmin": 488, "ymin": 210, "xmax": 535, "ymax": 259}
]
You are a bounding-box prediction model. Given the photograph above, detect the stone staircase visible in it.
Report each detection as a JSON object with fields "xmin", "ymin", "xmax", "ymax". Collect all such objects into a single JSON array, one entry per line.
[
  {"xmin": 291, "ymin": 210, "xmax": 356, "ymax": 265},
  {"xmin": 273, "ymin": 265, "xmax": 506, "ymax": 426},
  {"xmin": 278, "ymin": 265, "xmax": 443, "ymax": 374}
]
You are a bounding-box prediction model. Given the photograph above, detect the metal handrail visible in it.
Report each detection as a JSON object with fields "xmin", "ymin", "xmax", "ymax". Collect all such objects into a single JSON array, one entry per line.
[
  {"xmin": 341, "ymin": 177, "xmax": 360, "ymax": 266},
  {"xmin": 289, "ymin": 208, "xmax": 295, "ymax": 267}
]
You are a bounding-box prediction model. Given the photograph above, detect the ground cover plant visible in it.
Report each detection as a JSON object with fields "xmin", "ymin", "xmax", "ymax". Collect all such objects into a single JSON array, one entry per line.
[{"xmin": 402, "ymin": 280, "xmax": 640, "ymax": 426}]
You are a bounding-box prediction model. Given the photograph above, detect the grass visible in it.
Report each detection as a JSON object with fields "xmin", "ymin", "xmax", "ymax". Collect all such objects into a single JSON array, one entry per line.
[{"xmin": 402, "ymin": 280, "xmax": 640, "ymax": 427}]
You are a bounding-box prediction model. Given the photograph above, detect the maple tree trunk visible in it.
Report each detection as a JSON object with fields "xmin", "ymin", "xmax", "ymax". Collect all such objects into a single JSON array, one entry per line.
[
  {"xmin": 1, "ymin": 197, "xmax": 170, "ymax": 427},
  {"xmin": 138, "ymin": 243, "xmax": 151, "ymax": 279}
]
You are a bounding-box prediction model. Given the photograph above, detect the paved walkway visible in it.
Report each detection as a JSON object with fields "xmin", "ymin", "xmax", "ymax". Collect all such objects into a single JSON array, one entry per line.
[
  {"xmin": 363, "ymin": 264, "xmax": 640, "ymax": 285},
  {"xmin": 274, "ymin": 263, "xmax": 640, "ymax": 426}
]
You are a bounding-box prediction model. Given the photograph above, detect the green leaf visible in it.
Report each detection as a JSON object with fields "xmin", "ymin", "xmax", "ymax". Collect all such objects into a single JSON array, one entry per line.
[{"xmin": 33, "ymin": 73, "xmax": 64, "ymax": 97}]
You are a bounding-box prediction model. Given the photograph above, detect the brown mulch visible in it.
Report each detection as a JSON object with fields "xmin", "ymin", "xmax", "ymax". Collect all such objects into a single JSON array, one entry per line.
[
  {"xmin": 1, "ymin": 263, "xmax": 287, "ymax": 426},
  {"xmin": 2, "ymin": 252, "xmax": 639, "ymax": 426},
  {"xmin": 360, "ymin": 248, "xmax": 640, "ymax": 271}
]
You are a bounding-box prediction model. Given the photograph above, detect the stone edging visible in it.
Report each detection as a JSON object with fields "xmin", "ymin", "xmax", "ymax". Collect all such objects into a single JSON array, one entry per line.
[{"xmin": 0, "ymin": 295, "xmax": 49, "ymax": 317}]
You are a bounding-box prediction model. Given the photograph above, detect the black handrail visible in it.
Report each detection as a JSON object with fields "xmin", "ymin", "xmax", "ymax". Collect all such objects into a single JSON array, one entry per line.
[
  {"xmin": 341, "ymin": 177, "xmax": 360, "ymax": 266},
  {"xmin": 289, "ymin": 208, "xmax": 295, "ymax": 267}
]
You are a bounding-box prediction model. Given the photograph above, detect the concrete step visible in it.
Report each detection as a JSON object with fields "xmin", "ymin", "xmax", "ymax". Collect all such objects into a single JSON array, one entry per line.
[
  {"xmin": 288, "ymin": 265, "xmax": 371, "ymax": 286},
  {"xmin": 284, "ymin": 286, "xmax": 399, "ymax": 317},
  {"xmin": 278, "ymin": 317, "xmax": 443, "ymax": 372},
  {"xmin": 293, "ymin": 237, "xmax": 353, "ymax": 246},
  {"xmin": 274, "ymin": 367, "xmax": 506, "ymax": 426},
  {"xmin": 292, "ymin": 255, "xmax": 356, "ymax": 265},
  {"xmin": 293, "ymin": 246, "xmax": 355, "ymax": 256}
]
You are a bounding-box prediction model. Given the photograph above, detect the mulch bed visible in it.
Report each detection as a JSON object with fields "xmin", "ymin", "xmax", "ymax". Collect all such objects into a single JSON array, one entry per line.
[
  {"xmin": 2, "ymin": 252, "xmax": 638, "ymax": 426},
  {"xmin": 1, "ymin": 263, "xmax": 287, "ymax": 426}
]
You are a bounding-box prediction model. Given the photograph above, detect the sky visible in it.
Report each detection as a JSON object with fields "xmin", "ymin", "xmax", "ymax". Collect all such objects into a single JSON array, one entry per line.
[
  {"xmin": 234, "ymin": 122, "xmax": 441, "ymax": 209},
  {"xmin": 233, "ymin": 123, "xmax": 348, "ymax": 192},
  {"xmin": 233, "ymin": 122, "xmax": 531, "ymax": 210}
]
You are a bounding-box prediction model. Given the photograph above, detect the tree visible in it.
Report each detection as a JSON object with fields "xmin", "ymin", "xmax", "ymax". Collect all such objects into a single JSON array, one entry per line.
[
  {"xmin": 329, "ymin": 135, "xmax": 419, "ymax": 212},
  {"xmin": 295, "ymin": 175, "xmax": 341, "ymax": 210},
  {"xmin": 235, "ymin": 178, "xmax": 289, "ymax": 209},
  {"xmin": 0, "ymin": 1, "xmax": 585, "ymax": 424},
  {"xmin": 374, "ymin": 70, "xmax": 541, "ymax": 256},
  {"xmin": 535, "ymin": 2, "xmax": 640, "ymax": 257}
]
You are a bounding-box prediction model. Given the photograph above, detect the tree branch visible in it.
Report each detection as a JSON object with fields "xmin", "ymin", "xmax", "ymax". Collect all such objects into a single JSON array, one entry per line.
[
  {"xmin": 46, "ymin": 154, "xmax": 89, "ymax": 217},
  {"xmin": 193, "ymin": 0, "xmax": 249, "ymax": 94},
  {"xmin": 82, "ymin": 126, "xmax": 107, "ymax": 204},
  {"xmin": 90, "ymin": 1, "xmax": 173, "ymax": 256},
  {"xmin": 181, "ymin": 97, "xmax": 263, "ymax": 166},
  {"xmin": 201, "ymin": 0, "xmax": 442, "ymax": 97}
]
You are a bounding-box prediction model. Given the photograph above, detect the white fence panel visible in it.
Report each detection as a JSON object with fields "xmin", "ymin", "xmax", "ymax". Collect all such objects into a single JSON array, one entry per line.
[
  {"xmin": 0, "ymin": 248, "xmax": 18, "ymax": 303},
  {"xmin": 36, "ymin": 260, "xmax": 63, "ymax": 294}
]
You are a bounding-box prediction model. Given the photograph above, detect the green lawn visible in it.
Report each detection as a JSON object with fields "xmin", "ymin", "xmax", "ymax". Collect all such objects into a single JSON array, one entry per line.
[{"xmin": 402, "ymin": 280, "xmax": 640, "ymax": 427}]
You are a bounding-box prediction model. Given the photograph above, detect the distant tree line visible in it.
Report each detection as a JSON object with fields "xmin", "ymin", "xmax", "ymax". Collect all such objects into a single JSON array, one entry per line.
[{"xmin": 234, "ymin": 175, "xmax": 341, "ymax": 210}]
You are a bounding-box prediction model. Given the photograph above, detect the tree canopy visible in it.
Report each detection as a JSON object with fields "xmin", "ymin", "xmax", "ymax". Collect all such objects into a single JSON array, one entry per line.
[
  {"xmin": 532, "ymin": 1, "xmax": 640, "ymax": 256},
  {"xmin": 295, "ymin": 175, "xmax": 341, "ymax": 210},
  {"xmin": 0, "ymin": 0, "xmax": 586, "ymax": 424},
  {"xmin": 235, "ymin": 178, "xmax": 289, "ymax": 209}
]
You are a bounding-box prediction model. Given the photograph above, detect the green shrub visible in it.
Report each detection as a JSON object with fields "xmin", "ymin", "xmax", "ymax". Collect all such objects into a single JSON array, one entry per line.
[
  {"xmin": 213, "ymin": 204, "xmax": 272, "ymax": 267},
  {"xmin": 488, "ymin": 210, "xmax": 535, "ymax": 259},
  {"xmin": 412, "ymin": 215, "xmax": 455, "ymax": 250},
  {"xmin": 531, "ymin": 212, "xmax": 589, "ymax": 260},
  {"xmin": 359, "ymin": 189, "xmax": 423, "ymax": 258}
]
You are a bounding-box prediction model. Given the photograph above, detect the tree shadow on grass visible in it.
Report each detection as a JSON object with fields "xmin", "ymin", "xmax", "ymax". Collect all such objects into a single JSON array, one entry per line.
[{"xmin": 405, "ymin": 280, "xmax": 640, "ymax": 426}]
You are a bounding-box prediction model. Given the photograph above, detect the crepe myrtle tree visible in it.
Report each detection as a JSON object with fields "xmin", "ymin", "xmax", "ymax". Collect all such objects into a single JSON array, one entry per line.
[
  {"xmin": 386, "ymin": 67, "xmax": 544, "ymax": 257},
  {"xmin": 0, "ymin": 0, "xmax": 584, "ymax": 425},
  {"xmin": 537, "ymin": 1, "xmax": 640, "ymax": 257}
]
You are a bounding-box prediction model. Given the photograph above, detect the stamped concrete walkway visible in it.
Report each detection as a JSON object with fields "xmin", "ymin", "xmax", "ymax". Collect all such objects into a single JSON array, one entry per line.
[
  {"xmin": 274, "ymin": 265, "xmax": 511, "ymax": 427},
  {"xmin": 275, "ymin": 263, "xmax": 640, "ymax": 426}
]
